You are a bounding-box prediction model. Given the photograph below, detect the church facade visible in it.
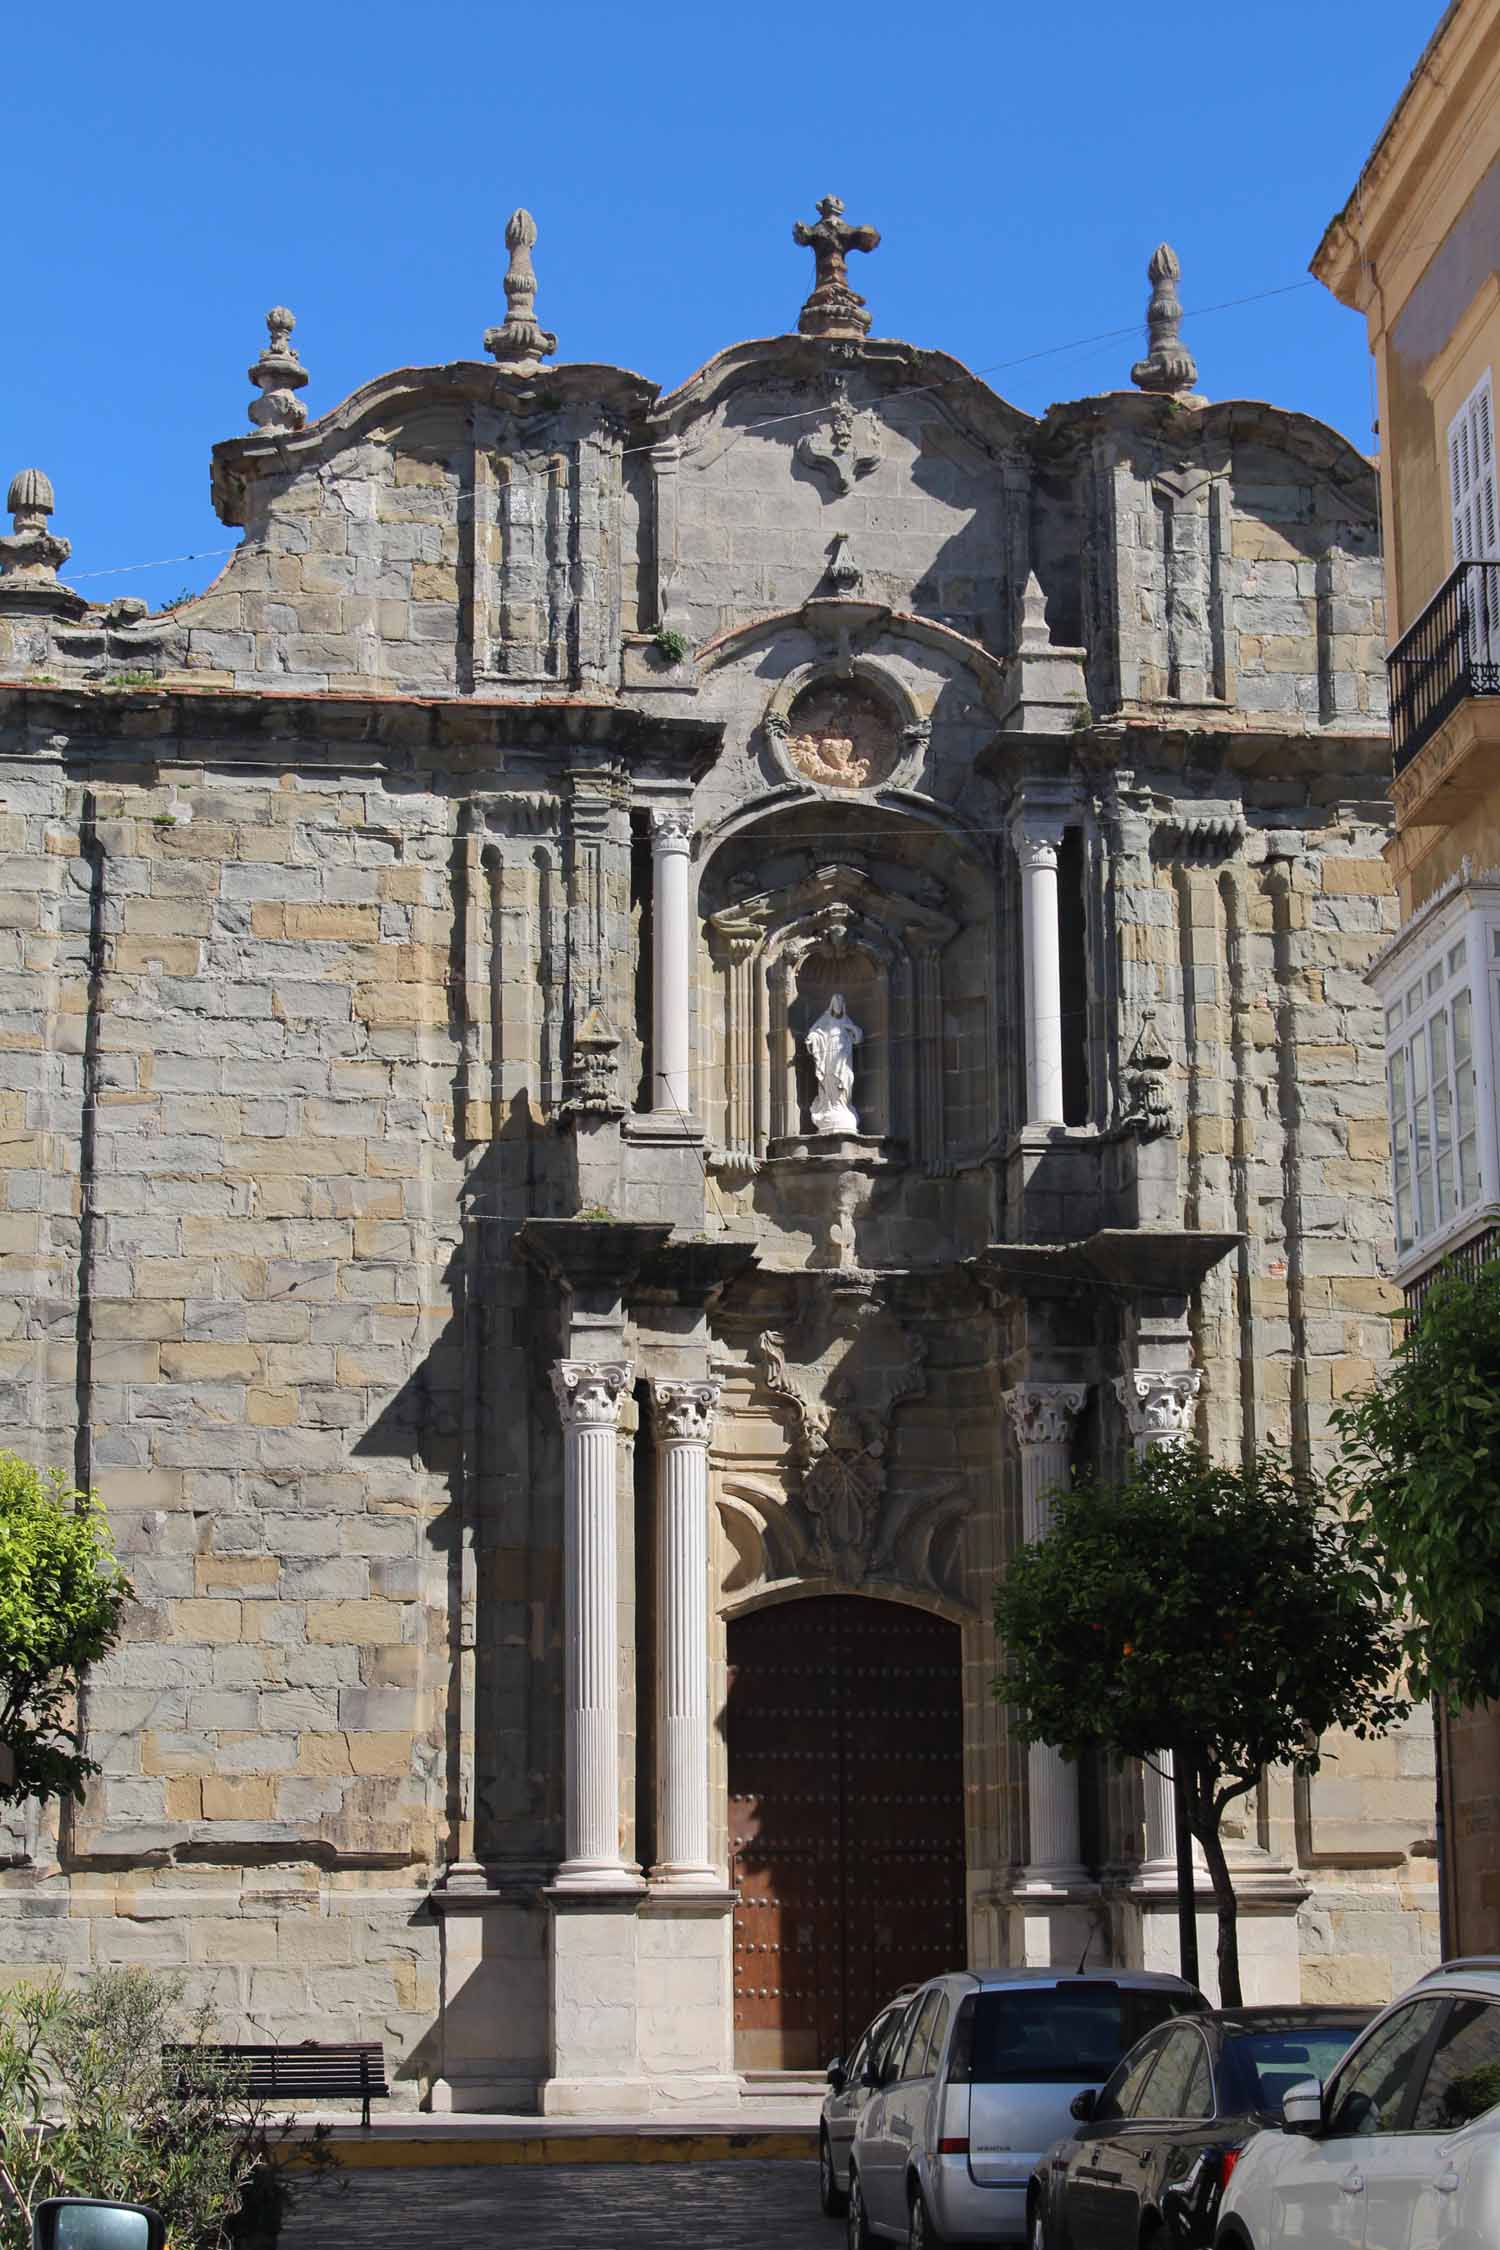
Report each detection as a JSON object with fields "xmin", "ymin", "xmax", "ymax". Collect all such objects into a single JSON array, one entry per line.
[{"xmin": 0, "ymin": 206, "xmax": 1437, "ymax": 2112}]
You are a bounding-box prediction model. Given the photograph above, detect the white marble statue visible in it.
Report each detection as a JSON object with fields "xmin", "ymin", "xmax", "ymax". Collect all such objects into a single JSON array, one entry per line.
[{"xmin": 805, "ymin": 992, "xmax": 864, "ymax": 1134}]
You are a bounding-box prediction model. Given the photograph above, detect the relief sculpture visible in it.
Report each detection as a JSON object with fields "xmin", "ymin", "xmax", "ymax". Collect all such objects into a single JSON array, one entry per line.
[{"xmin": 742, "ymin": 1282, "xmax": 966, "ymax": 1600}]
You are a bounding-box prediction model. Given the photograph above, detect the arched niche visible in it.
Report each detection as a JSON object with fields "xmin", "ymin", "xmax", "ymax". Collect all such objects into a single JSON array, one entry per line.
[
  {"xmin": 704, "ymin": 835, "xmax": 961, "ymax": 1173},
  {"xmin": 788, "ymin": 941, "xmax": 890, "ymax": 1139}
]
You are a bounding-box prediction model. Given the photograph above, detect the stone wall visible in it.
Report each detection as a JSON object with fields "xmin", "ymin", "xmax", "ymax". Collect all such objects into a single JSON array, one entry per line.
[{"xmin": 0, "ymin": 313, "xmax": 1440, "ymax": 2096}]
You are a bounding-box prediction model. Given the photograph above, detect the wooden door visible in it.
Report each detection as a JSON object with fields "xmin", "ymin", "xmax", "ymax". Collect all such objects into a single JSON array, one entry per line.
[{"xmin": 727, "ymin": 1594, "xmax": 965, "ymax": 2071}]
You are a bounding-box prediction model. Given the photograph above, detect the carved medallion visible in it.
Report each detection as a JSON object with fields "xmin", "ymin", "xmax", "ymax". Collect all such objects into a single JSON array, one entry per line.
[{"xmin": 779, "ymin": 682, "xmax": 898, "ymax": 792}]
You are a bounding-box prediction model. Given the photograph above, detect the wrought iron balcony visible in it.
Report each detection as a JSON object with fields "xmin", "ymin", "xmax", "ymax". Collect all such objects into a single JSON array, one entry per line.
[{"xmin": 1389, "ymin": 559, "xmax": 1500, "ymax": 773}]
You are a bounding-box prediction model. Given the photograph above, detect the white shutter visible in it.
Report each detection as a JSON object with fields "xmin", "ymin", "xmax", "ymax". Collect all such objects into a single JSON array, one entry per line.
[
  {"xmin": 1479, "ymin": 384, "xmax": 1498, "ymax": 556},
  {"xmin": 1449, "ymin": 373, "xmax": 1499, "ymax": 564}
]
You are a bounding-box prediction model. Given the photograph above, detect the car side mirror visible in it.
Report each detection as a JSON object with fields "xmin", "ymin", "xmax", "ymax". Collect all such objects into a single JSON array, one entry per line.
[
  {"xmin": 1070, "ymin": 2088, "xmax": 1098, "ymax": 2123},
  {"xmin": 1282, "ymin": 2078, "xmax": 1324, "ymax": 2135},
  {"xmin": 33, "ymin": 2201, "xmax": 166, "ymax": 2250},
  {"xmin": 826, "ymin": 2058, "xmax": 846, "ymax": 2094}
]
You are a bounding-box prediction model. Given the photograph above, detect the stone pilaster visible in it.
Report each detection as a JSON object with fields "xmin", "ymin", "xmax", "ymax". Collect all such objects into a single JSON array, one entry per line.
[
  {"xmin": 649, "ymin": 1378, "xmax": 721, "ymax": 1889},
  {"xmin": 1003, "ymin": 1384, "xmax": 1089, "ymax": 1893},
  {"xmin": 1114, "ymin": 1368, "xmax": 1202, "ymax": 1888},
  {"xmin": 550, "ymin": 1358, "xmax": 638, "ymax": 1890}
]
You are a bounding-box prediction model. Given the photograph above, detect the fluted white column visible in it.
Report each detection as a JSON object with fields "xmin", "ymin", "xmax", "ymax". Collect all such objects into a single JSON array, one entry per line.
[
  {"xmin": 1115, "ymin": 1369, "xmax": 1203, "ymax": 1888},
  {"xmin": 651, "ymin": 808, "xmax": 693, "ymax": 1119},
  {"xmin": 1003, "ymin": 1384, "xmax": 1089, "ymax": 1888},
  {"xmin": 650, "ymin": 1378, "xmax": 721, "ymax": 1887},
  {"xmin": 1015, "ymin": 812, "xmax": 1067, "ymax": 1127},
  {"xmin": 551, "ymin": 1358, "xmax": 634, "ymax": 1888}
]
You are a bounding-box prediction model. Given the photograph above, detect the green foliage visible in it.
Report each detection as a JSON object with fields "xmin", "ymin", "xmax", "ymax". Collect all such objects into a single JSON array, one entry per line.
[
  {"xmin": 996, "ymin": 1446, "xmax": 1405, "ymax": 1786},
  {"xmin": 651, "ymin": 628, "xmax": 690, "ymax": 666},
  {"xmin": 1334, "ymin": 1259, "xmax": 1500, "ymax": 1705},
  {"xmin": 0, "ymin": 1453, "xmax": 130, "ymax": 1808},
  {"xmin": 995, "ymin": 1445, "xmax": 1407, "ymax": 2000},
  {"xmin": 0, "ymin": 1970, "xmax": 334, "ymax": 2250},
  {"xmin": 101, "ymin": 671, "xmax": 158, "ymax": 689}
]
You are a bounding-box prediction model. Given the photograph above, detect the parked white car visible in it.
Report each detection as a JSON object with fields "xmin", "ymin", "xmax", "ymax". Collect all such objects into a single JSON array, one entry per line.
[
  {"xmin": 846, "ymin": 1967, "xmax": 1205, "ymax": 2249},
  {"xmin": 1216, "ymin": 1956, "xmax": 1500, "ymax": 2250},
  {"xmin": 822, "ymin": 1992, "xmax": 918, "ymax": 2214}
]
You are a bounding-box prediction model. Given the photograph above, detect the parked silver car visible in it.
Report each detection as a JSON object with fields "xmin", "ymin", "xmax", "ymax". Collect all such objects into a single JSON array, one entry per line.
[
  {"xmin": 1216, "ymin": 1956, "xmax": 1500, "ymax": 2250},
  {"xmin": 822, "ymin": 1992, "xmax": 918, "ymax": 2214},
  {"xmin": 847, "ymin": 1968, "xmax": 1206, "ymax": 2249}
]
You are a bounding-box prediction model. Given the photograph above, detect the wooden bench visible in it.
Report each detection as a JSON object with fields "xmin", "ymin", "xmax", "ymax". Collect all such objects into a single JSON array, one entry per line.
[{"xmin": 165, "ymin": 2042, "xmax": 389, "ymax": 2128}]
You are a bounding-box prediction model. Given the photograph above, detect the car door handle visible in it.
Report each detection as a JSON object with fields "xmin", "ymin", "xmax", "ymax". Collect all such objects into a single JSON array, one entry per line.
[
  {"xmin": 1341, "ymin": 2171, "xmax": 1365, "ymax": 2196},
  {"xmin": 1433, "ymin": 2170, "xmax": 1461, "ymax": 2195}
]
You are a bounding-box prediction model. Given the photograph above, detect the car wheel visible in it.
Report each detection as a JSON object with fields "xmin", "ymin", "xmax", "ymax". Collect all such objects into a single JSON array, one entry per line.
[
  {"xmin": 1030, "ymin": 2199, "xmax": 1049, "ymax": 2250},
  {"xmin": 848, "ymin": 2167, "xmax": 872, "ymax": 2250},
  {"xmin": 909, "ymin": 2183, "xmax": 945, "ymax": 2250},
  {"xmin": 821, "ymin": 2130, "xmax": 848, "ymax": 2218}
]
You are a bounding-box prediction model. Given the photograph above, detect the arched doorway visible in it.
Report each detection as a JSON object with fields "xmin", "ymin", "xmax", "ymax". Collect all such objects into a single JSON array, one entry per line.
[{"xmin": 726, "ymin": 1594, "xmax": 966, "ymax": 2071}]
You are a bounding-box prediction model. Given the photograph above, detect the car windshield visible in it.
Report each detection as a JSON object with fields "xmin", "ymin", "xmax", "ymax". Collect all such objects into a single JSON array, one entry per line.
[
  {"xmin": 1225, "ymin": 2027, "xmax": 1366, "ymax": 2111},
  {"xmin": 958, "ymin": 1984, "xmax": 1194, "ymax": 2085}
]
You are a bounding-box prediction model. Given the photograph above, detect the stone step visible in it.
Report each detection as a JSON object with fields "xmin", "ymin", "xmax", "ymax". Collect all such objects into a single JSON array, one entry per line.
[{"xmin": 282, "ymin": 2112, "xmax": 820, "ymax": 2168}]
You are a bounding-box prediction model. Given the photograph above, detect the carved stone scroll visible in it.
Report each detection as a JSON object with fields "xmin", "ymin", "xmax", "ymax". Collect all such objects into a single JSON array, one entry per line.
[{"xmin": 751, "ymin": 1283, "xmax": 931, "ymax": 1585}]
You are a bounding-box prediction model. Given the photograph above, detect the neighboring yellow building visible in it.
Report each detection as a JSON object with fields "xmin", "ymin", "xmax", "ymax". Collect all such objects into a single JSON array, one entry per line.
[{"xmin": 1315, "ymin": 0, "xmax": 1500, "ymax": 1956}]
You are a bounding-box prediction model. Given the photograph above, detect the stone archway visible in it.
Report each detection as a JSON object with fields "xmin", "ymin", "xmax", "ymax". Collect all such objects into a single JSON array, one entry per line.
[{"xmin": 725, "ymin": 1593, "xmax": 966, "ymax": 2071}]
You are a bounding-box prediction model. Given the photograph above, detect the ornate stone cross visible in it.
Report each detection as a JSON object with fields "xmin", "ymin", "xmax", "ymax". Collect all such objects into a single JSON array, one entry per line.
[{"xmin": 793, "ymin": 195, "xmax": 880, "ymax": 338}]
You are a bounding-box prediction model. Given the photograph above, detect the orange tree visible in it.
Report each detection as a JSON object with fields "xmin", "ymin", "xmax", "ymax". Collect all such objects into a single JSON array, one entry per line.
[
  {"xmin": 995, "ymin": 1444, "xmax": 1406, "ymax": 2002},
  {"xmin": 0, "ymin": 1453, "xmax": 129, "ymax": 1809},
  {"xmin": 1334, "ymin": 1260, "xmax": 1500, "ymax": 1708}
]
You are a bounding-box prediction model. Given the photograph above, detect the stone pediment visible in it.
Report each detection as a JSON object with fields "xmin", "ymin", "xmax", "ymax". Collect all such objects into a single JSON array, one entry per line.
[
  {"xmin": 647, "ymin": 332, "xmax": 1035, "ymax": 456},
  {"xmin": 211, "ymin": 358, "xmax": 658, "ymax": 526}
]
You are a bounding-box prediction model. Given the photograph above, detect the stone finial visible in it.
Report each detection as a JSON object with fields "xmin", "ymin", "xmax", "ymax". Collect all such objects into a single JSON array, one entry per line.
[
  {"xmin": 0, "ymin": 467, "xmax": 71, "ymax": 582},
  {"xmin": 484, "ymin": 208, "xmax": 558, "ymax": 371},
  {"xmin": 248, "ymin": 307, "xmax": 310, "ymax": 434},
  {"xmin": 793, "ymin": 195, "xmax": 880, "ymax": 339},
  {"xmin": 1018, "ymin": 570, "xmax": 1053, "ymax": 652},
  {"xmin": 1131, "ymin": 244, "xmax": 1200, "ymax": 399},
  {"xmin": 7, "ymin": 468, "xmax": 55, "ymax": 526}
]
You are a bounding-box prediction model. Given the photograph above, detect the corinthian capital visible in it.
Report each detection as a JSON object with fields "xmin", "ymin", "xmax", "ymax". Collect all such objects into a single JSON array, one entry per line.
[
  {"xmin": 1114, "ymin": 1369, "xmax": 1201, "ymax": 1449},
  {"xmin": 650, "ymin": 806, "xmax": 694, "ymax": 854},
  {"xmin": 551, "ymin": 1359, "xmax": 634, "ymax": 1429},
  {"xmin": 1002, "ymin": 1383, "xmax": 1089, "ymax": 1449},
  {"xmin": 648, "ymin": 1377, "xmax": 721, "ymax": 1444}
]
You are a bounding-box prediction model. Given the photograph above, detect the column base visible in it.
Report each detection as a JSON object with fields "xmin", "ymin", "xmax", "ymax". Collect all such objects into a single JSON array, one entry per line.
[
  {"xmin": 625, "ymin": 1110, "xmax": 706, "ymax": 1143},
  {"xmin": 549, "ymin": 1862, "xmax": 646, "ymax": 1895},
  {"xmin": 1133, "ymin": 1856, "xmax": 1188, "ymax": 1894},
  {"xmin": 648, "ymin": 1865, "xmax": 731, "ymax": 1895},
  {"xmin": 1014, "ymin": 1865, "xmax": 1092, "ymax": 1897}
]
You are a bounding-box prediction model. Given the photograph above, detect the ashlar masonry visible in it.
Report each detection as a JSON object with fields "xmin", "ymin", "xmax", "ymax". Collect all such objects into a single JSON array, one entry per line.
[{"xmin": 0, "ymin": 208, "xmax": 1435, "ymax": 2112}]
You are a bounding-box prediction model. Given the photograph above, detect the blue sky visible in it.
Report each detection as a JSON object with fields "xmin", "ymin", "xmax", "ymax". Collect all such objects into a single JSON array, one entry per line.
[{"xmin": 5, "ymin": 0, "xmax": 1428, "ymax": 605}]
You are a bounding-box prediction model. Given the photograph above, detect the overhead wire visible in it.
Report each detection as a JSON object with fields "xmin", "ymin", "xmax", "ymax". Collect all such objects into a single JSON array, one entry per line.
[{"xmin": 52, "ymin": 271, "xmax": 1329, "ymax": 589}]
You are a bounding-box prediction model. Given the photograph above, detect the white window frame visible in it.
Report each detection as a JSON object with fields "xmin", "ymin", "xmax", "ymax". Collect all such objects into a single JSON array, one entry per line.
[
  {"xmin": 1374, "ymin": 882, "xmax": 1500, "ymax": 1282},
  {"xmin": 1448, "ymin": 370, "xmax": 1499, "ymax": 566}
]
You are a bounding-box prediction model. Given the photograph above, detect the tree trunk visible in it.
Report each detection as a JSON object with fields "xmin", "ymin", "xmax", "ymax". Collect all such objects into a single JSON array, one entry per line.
[{"xmin": 1196, "ymin": 1814, "xmax": 1242, "ymax": 2006}]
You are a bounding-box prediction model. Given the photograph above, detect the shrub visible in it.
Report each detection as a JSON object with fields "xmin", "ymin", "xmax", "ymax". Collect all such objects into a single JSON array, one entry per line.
[{"xmin": 0, "ymin": 1970, "xmax": 333, "ymax": 2250}]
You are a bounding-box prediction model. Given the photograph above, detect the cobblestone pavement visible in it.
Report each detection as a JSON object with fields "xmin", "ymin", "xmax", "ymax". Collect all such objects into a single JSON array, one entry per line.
[{"xmin": 283, "ymin": 2158, "xmax": 833, "ymax": 2250}]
